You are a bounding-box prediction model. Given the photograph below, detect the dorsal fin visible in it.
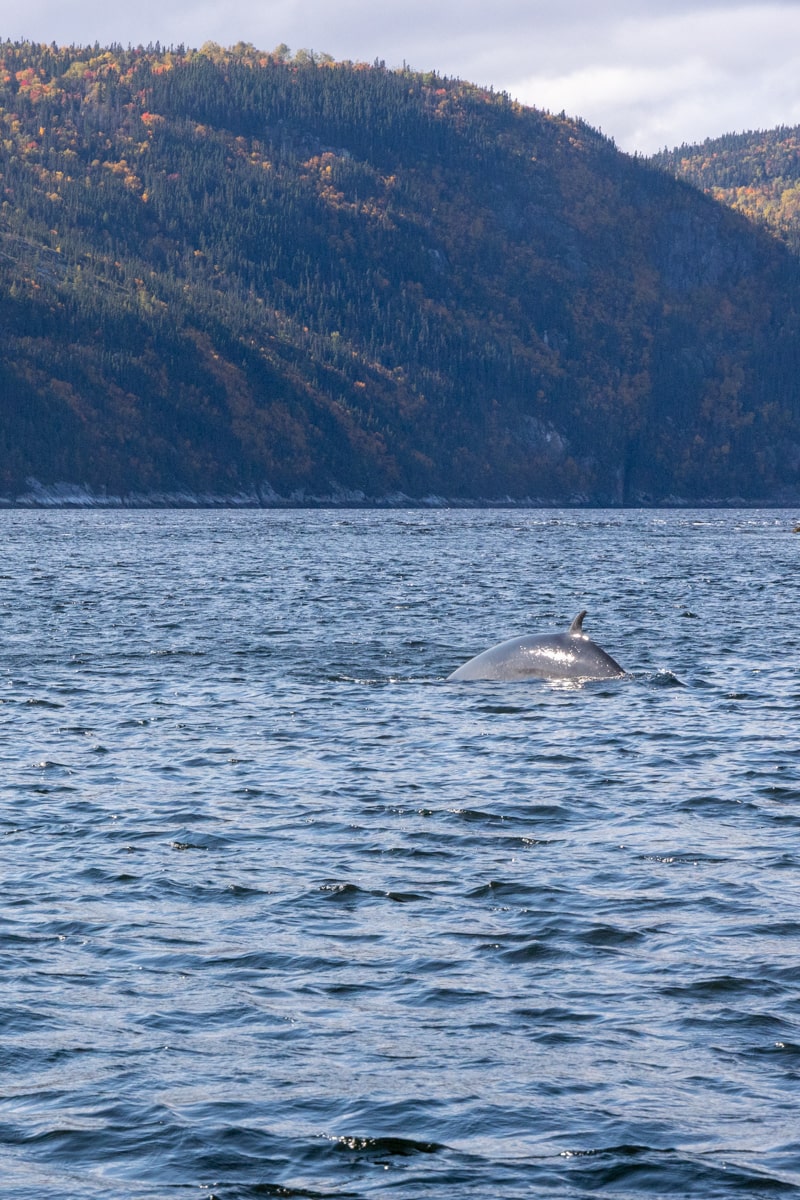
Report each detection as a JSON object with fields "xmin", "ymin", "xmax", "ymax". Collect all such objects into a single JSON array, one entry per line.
[{"xmin": 569, "ymin": 610, "xmax": 587, "ymax": 635}]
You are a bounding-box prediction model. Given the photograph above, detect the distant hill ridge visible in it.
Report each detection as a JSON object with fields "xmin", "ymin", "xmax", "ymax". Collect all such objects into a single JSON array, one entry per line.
[
  {"xmin": 652, "ymin": 126, "xmax": 800, "ymax": 257},
  {"xmin": 2, "ymin": 41, "xmax": 800, "ymax": 504}
]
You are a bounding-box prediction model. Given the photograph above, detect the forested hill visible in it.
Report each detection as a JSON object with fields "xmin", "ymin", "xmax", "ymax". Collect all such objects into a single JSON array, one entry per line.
[
  {"xmin": 652, "ymin": 127, "xmax": 800, "ymax": 257},
  {"xmin": 2, "ymin": 42, "xmax": 800, "ymax": 505}
]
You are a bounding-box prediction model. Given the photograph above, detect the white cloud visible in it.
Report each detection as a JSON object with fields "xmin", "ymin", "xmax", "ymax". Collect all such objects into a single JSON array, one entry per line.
[{"xmin": 510, "ymin": 5, "xmax": 800, "ymax": 151}]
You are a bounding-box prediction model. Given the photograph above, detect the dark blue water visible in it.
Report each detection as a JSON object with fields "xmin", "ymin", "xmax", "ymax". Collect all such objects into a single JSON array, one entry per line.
[{"xmin": 2, "ymin": 509, "xmax": 799, "ymax": 1199}]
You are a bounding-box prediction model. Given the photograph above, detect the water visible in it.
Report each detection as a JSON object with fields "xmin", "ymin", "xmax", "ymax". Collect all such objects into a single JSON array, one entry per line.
[{"xmin": 1, "ymin": 508, "xmax": 799, "ymax": 1199}]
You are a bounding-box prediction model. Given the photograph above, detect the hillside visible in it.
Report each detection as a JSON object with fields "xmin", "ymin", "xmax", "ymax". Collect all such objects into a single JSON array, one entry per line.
[
  {"xmin": 652, "ymin": 127, "xmax": 800, "ymax": 258},
  {"xmin": 2, "ymin": 41, "xmax": 800, "ymax": 505}
]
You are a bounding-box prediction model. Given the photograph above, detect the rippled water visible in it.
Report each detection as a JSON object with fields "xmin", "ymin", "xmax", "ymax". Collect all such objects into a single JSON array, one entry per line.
[{"xmin": 2, "ymin": 508, "xmax": 799, "ymax": 1199}]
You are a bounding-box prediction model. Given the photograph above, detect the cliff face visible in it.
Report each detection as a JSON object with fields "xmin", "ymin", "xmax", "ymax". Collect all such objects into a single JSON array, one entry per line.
[{"xmin": 2, "ymin": 42, "xmax": 800, "ymax": 504}]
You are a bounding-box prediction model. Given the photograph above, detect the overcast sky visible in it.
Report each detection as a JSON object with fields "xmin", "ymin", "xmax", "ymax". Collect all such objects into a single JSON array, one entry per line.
[{"xmin": 3, "ymin": 1, "xmax": 800, "ymax": 153}]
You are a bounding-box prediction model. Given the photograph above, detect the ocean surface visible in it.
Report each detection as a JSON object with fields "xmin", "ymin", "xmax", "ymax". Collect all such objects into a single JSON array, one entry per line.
[{"xmin": 2, "ymin": 508, "xmax": 799, "ymax": 1199}]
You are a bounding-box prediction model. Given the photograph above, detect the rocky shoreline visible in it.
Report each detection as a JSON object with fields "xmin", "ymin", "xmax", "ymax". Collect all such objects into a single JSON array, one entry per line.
[{"xmin": 1, "ymin": 479, "xmax": 797, "ymax": 510}]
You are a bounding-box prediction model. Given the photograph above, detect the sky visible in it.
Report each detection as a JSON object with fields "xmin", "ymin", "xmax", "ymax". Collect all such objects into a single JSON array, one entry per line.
[{"xmin": 3, "ymin": 1, "xmax": 800, "ymax": 153}]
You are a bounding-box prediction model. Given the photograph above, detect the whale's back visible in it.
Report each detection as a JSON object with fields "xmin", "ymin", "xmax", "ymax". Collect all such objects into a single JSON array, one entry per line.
[{"xmin": 448, "ymin": 615, "xmax": 624, "ymax": 682}]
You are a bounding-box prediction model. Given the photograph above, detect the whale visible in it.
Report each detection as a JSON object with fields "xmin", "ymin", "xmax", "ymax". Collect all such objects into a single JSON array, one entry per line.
[{"xmin": 447, "ymin": 611, "xmax": 625, "ymax": 682}]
